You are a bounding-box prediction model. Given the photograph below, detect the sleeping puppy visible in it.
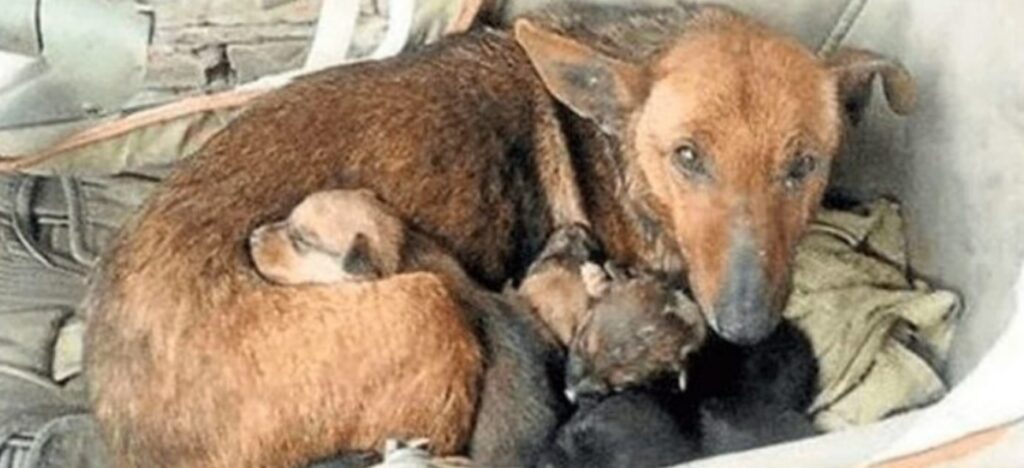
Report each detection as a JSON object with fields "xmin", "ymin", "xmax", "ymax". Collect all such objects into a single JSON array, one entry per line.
[
  {"xmin": 564, "ymin": 263, "xmax": 706, "ymax": 401},
  {"xmin": 250, "ymin": 189, "xmax": 569, "ymax": 467},
  {"xmin": 545, "ymin": 266, "xmax": 817, "ymax": 464},
  {"xmin": 537, "ymin": 389, "xmax": 699, "ymax": 468},
  {"xmin": 538, "ymin": 264, "xmax": 706, "ymax": 468},
  {"xmin": 249, "ymin": 189, "xmax": 408, "ymax": 284},
  {"xmin": 686, "ymin": 320, "xmax": 820, "ymax": 455}
]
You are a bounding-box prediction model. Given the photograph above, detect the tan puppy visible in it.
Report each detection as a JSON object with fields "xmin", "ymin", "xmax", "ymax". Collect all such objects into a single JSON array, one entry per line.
[{"xmin": 249, "ymin": 190, "xmax": 407, "ymax": 284}]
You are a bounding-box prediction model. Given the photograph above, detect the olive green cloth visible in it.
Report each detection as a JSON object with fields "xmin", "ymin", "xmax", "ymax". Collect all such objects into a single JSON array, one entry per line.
[{"xmin": 787, "ymin": 199, "xmax": 959, "ymax": 431}]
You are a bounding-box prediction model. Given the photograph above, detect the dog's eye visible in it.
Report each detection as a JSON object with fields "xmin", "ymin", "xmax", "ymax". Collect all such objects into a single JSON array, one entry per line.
[
  {"xmin": 671, "ymin": 142, "xmax": 709, "ymax": 179},
  {"xmin": 783, "ymin": 154, "xmax": 818, "ymax": 190},
  {"xmin": 287, "ymin": 226, "xmax": 315, "ymax": 253}
]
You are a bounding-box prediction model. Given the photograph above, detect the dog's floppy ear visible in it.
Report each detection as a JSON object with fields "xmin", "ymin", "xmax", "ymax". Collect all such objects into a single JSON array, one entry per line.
[
  {"xmin": 827, "ymin": 47, "xmax": 917, "ymax": 125},
  {"xmin": 514, "ymin": 19, "xmax": 649, "ymax": 135},
  {"xmin": 342, "ymin": 234, "xmax": 381, "ymax": 279}
]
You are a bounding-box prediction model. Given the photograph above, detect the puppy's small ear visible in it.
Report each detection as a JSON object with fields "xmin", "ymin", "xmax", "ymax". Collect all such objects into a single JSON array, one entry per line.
[
  {"xmin": 342, "ymin": 234, "xmax": 380, "ymax": 278},
  {"xmin": 827, "ymin": 47, "xmax": 917, "ymax": 125},
  {"xmin": 514, "ymin": 19, "xmax": 649, "ymax": 135}
]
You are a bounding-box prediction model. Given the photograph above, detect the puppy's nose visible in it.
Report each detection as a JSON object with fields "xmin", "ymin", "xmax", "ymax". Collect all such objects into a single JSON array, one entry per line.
[{"xmin": 249, "ymin": 225, "xmax": 271, "ymax": 248}]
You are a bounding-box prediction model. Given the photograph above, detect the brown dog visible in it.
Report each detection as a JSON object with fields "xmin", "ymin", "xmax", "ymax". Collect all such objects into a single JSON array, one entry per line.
[
  {"xmin": 85, "ymin": 4, "xmax": 914, "ymax": 467},
  {"xmin": 513, "ymin": 4, "xmax": 914, "ymax": 344}
]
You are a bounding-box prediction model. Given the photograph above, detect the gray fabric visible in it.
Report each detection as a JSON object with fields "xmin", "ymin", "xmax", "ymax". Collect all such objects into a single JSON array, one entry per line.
[
  {"xmin": 0, "ymin": 172, "xmax": 159, "ymax": 467},
  {"xmin": 18, "ymin": 415, "xmax": 109, "ymax": 468},
  {"xmin": 0, "ymin": 308, "xmax": 68, "ymax": 377},
  {"xmin": 0, "ymin": 0, "xmax": 151, "ymax": 154}
]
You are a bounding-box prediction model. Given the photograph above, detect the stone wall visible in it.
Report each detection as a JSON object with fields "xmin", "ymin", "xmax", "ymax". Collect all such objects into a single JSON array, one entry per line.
[{"xmin": 134, "ymin": 0, "xmax": 386, "ymax": 105}]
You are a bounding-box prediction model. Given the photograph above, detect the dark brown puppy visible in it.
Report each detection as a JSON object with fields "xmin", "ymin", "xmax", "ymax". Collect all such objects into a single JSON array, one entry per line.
[
  {"xmin": 85, "ymin": 4, "xmax": 914, "ymax": 467},
  {"xmin": 564, "ymin": 264, "xmax": 705, "ymax": 401}
]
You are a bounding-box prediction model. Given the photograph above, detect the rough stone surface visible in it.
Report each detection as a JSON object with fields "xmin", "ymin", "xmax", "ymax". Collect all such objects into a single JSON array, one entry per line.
[
  {"xmin": 132, "ymin": 0, "xmax": 392, "ymax": 106},
  {"xmin": 227, "ymin": 41, "xmax": 309, "ymax": 83}
]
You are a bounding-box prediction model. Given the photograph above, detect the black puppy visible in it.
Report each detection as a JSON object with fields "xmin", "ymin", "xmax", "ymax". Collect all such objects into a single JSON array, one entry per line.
[
  {"xmin": 687, "ymin": 321, "xmax": 820, "ymax": 455},
  {"xmin": 538, "ymin": 389, "xmax": 699, "ymax": 468}
]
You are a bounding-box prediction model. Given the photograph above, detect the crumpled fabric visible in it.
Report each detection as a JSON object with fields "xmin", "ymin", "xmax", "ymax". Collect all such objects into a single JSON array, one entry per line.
[
  {"xmin": 369, "ymin": 439, "xmax": 472, "ymax": 468},
  {"xmin": 786, "ymin": 199, "xmax": 959, "ymax": 431},
  {"xmin": 0, "ymin": 172, "xmax": 148, "ymax": 468}
]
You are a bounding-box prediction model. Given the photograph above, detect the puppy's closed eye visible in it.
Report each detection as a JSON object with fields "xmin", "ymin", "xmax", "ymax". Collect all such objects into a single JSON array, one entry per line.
[{"xmin": 287, "ymin": 225, "xmax": 316, "ymax": 254}]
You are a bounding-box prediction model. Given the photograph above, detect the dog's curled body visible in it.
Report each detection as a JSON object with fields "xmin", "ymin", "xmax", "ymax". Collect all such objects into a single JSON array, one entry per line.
[
  {"xmin": 84, "ymin": 29, "xmax": 580, "ymax": 468},
  {"xmin": 84, "ymin": 3, "xmax": 915, "ymax": 466}
]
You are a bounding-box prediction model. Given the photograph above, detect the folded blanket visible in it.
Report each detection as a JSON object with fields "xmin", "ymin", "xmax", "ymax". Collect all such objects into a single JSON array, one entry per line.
[{"xmin": 787, "ymin": 199, "xmax": 959, "ymax": 431}]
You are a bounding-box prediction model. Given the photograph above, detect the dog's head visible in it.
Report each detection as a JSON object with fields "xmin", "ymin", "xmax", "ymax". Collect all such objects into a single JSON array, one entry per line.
[{"xmin": 516, "ymin": 6, "xmax": 914, "ymax": 344}]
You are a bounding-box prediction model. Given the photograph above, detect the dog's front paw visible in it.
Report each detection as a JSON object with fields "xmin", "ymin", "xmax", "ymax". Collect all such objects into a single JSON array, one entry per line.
[{"xmin": 529, "ymin": 224, "xmax": 600, "ymax": 275}]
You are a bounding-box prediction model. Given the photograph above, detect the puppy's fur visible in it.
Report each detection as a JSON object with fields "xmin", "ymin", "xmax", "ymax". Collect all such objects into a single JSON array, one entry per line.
[
  {"xmin": 687, "ymin": 321, "xmax": 820, "ymax": 455},
  {"xmin": 543, "ymin": 321, "xmax": 818, "ymax": 466},
  {"xmin": 538, "ymin": 390, "xmax": 698, "ymax": 468},
  {"xmin": 565, "ymin": 264, "xmax": 705, "ymax": 400},
  {"xmin": 250, "ymin": 189, "xmax": 407, "ymax": 284}
]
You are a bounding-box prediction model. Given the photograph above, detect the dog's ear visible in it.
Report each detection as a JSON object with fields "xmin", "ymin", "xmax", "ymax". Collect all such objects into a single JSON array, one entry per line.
[
  {"xmin": 827, "ymin": 47, "xmax": 917, "ymax": 125},
  {"xmin": 514, "ymin": 19, "xmax": 649, "ymax": 135},
  {"xmin": 342, "ymin": 234, "xmax": 380, "ymax": 279}
]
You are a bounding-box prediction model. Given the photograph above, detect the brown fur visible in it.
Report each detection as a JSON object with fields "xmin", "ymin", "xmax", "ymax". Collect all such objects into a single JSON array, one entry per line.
[
  {"xmin": 513, "ymin": 225, "xmax": 597, "ymax": 346},
  {"xmin": 88, "ymin": 270, "xmax": 481, "ymax": 467},
  {"xmin": 514, "ymin": 4, "xmax": 914, "ymax": 343},
  {"xmin": 85, "ymin": 4, "xmax": 913, "ymax": 467},
  {"xmin": 84, "ymin": 30, "xmax": 584, "ymax": 468}
]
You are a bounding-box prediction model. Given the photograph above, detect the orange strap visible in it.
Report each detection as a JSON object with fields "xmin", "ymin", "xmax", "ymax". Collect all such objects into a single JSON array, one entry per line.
[
  {"xmin": 874, "ymin": 420, "xmax": 1017, "ymax": 468},
  {"xmin": 0, "ymin": 88, "xmax": 268, "ymax": 173}
]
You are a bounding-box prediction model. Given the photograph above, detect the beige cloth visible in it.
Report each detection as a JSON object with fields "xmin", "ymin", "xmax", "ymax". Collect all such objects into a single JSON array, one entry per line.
[{"xmin": 788, "ymin": 199, "xmax": 959, "ymax": 431}]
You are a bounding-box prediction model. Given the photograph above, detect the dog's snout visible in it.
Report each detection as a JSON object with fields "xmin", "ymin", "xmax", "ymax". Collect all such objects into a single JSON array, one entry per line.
[
  {"xmin": 711, "ymin": 229, "xmax": 782, "ymax": 345},
  {"xmin": 712, "ymin": 301, "xmax": 780, "ymax": 346}
]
